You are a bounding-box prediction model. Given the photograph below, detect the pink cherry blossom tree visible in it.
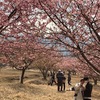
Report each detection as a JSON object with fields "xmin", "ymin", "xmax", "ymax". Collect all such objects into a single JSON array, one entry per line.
[
  {"xmin": 0, "ymin": 0, "xmax": 60, "ymax": 83},
  {"xmin": 0, "ymin": 34, "xmax": 47, "ymax": 84},
  {"xmin": 74, "ymin": 59, "xmax": 100, "ymax": 85},
  {"xmin": 0, "ymin": 0, "xmax": 49, "ymax": 39},
  {"xmin": 33, "ymin": 49, "xmax": 62, "ymax": 79},
  {"xmin": 0, "ymin": 0, "xmax": 99, "ymax": 77},
  {"xmin": 37, "ymin": 0, "xmax": 100, "ymax": 75}
]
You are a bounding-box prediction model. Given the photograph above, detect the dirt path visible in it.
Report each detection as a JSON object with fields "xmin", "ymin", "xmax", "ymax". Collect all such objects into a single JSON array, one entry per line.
[{"xmin": 0, "ymin": 69, "xmax": 100, "ymax": 100}]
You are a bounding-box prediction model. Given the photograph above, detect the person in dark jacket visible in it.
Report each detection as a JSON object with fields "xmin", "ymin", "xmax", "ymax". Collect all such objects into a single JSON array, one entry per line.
[
  {"xmin": 61, "ymin": 72, "xmax": 66, "ymax": 91},
  {"xmin": 56, "ymin": 69, "xmax": 64, "ymax": 91},
  {"xmin": 83, "ymin": 77, "xmax": 93, "ymax": 100},
  {"xmin": 50, "ymin": 72, "xmax": 56, "ymax": 86},
  {"xmin": 68, "ymin": 71, "xmax": 71, "ymax": 85}
]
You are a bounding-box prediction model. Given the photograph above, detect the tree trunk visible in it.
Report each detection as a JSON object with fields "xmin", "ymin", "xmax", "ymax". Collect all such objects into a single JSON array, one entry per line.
[
  {"xmin": 42, "ymin": 69, "xmax": 48, "ymax": 80},
  {"xmin": 43, "ymin": 73, "xmax": 47, "ymax": 80},
  {"xmin": 77, "ymin": 45, "xmax": 100, "ymax": 75},
  {"xmin": 20, "ymin": 68, "xmax": 26, "ymax": 84}
]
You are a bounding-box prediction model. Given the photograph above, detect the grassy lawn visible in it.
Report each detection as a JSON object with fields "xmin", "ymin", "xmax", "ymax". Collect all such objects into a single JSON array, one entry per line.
[{"xmin": 0, "ymin": 68, "xmax": 100, "ymax": 100}]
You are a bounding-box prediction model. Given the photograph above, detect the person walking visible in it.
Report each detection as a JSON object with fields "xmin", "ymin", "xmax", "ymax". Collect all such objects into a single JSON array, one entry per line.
[
  {"xmin": 50, "ymin": 72, "xmax": 56, "ymax": 86},
  {"xmin": 68, "ymin": 71, "xmax": 71, "ymax": 85},
  {"xmin": 56, "ymin": 69, "xmax": 64, "ymax": 92},
  {"xmin": 62, "ymin": 72, "xmax": 66, "ymax": 91},
  {"xmin": 83, "ymin": 77, "xmax": 93, "ymax": 100}
]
